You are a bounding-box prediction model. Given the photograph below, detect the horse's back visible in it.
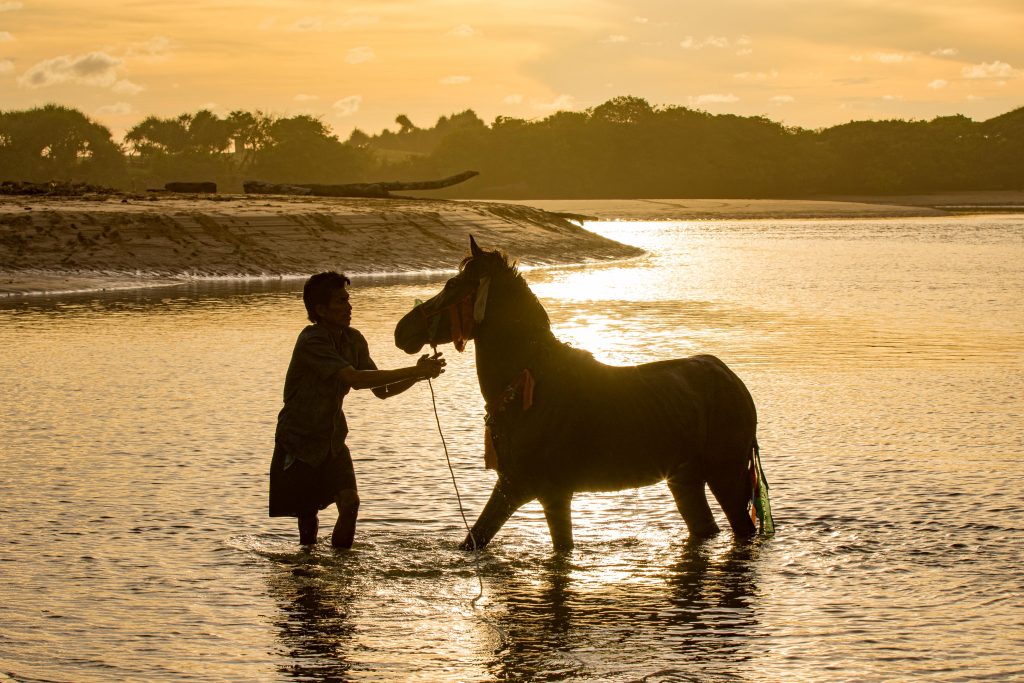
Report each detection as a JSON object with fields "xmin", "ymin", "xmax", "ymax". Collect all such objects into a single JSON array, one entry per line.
[{"xmin": 534, "ymin": 353, "xmax": 755, "ymax": 491}]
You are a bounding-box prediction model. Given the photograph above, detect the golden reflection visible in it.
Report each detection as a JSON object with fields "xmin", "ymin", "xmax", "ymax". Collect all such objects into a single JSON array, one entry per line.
[
  {"xmin": 551, "ymin": 314, "xmax": 621, "ymax": 364},
  {"xmin": 532, "ymin": 264, "xmax": 661, "ymax": 303}
]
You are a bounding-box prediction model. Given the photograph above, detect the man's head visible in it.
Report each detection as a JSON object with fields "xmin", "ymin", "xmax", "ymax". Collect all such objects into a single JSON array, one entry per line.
[{"xmin": 303, "ymin": 271, "xmax": 352, "ymax": 325}]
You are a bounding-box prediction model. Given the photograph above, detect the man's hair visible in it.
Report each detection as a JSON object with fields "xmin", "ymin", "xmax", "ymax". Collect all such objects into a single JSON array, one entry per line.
[{"xmin": 303, "ymin": 271, "xmax": 351, "ymax": 323}]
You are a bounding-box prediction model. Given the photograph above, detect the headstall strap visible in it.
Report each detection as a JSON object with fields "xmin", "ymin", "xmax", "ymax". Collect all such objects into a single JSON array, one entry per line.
[{"xmin": 449, "ymin": 290, "xmax": 477, "ymax": 352}]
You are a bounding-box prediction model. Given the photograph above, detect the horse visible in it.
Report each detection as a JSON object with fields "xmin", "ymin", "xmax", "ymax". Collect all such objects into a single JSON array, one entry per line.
[{"xmin": 394, "ymin": 236, "xmax": 772, "ymax": 551}]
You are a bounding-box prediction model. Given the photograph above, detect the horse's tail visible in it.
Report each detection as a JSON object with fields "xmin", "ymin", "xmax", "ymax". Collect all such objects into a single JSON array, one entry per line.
[{"xmin": 748, "ymin": 437, "xmax": 775, "ymax": 534}]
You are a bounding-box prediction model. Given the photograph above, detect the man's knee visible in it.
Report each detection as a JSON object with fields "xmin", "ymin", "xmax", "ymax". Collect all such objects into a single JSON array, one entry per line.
[{"xmin": 335, "ymin": 488, "xmax": 359, "ymax": 512}]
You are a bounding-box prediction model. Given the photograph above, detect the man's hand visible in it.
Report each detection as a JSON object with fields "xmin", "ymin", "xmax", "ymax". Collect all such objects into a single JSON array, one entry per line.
[{"xmin": 417, "ymin": 351, "xmax": 446, "ymax": 379}]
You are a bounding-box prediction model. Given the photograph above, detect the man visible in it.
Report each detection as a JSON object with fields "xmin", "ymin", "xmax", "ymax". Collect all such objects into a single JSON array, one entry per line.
[{"xmin": 270, "ymin": 271, "xmax": 445, "ymax": 547}]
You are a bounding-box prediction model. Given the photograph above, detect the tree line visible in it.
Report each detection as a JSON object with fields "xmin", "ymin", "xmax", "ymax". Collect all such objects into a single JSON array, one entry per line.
[{"xmin": 1, "ymin": 97, "xmax": 1021, "ymax": 197}]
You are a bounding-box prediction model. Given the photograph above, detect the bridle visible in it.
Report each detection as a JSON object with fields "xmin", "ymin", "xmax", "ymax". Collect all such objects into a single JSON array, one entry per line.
[
  {"xmin": 418, "ymin": 283, "xmax": 477, "ymax": 352},
  {"xmin": 416, "ymin": 275, "xmax": 490, "ymax": 352}
]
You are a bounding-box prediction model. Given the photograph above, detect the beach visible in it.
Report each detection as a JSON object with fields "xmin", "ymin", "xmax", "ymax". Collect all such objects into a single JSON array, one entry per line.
[{"xmin": 3, "ymin": 190, "xmax": 1022, "ymax": 297}]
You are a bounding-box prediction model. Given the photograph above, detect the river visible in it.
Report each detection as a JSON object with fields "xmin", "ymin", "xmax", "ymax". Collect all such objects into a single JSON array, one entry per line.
[{"xmin": 1, "ymin": 214, "xmax": 1022, "ymax": 681}]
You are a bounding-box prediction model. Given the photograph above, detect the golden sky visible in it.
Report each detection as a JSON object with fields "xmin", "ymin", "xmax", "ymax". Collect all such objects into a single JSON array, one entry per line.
[{"xmin": 2, "ymin": 0, "xmax": 1022, "ymax": 137}]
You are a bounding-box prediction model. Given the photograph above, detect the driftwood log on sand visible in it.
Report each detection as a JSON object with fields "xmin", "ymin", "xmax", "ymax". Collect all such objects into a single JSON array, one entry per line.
[
  {"xmin": 164, "ymin": 182, "xmax": 217, "ymax": 193},
  {"xmin": 242, "ymin": 170, "xmax": 479, "ymax": 198}
]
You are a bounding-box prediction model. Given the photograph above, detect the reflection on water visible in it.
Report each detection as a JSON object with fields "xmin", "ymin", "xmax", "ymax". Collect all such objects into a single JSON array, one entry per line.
[
  {"xmin": 1, "ymin": 215, "xmax": 1022, "ymax": 681},
  {"xmin": 267, "ymin": 556, "xmax": 357, "ymax": 681}
]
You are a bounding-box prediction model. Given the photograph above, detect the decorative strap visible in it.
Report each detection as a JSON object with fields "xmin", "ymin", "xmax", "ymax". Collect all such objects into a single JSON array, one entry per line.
[{"xmin": 483, "ymin": 368, "xmax": 535, "ymax": 470}]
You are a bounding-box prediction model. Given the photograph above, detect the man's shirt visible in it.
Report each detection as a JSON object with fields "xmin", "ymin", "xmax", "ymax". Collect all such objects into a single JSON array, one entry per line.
[{"xmin": 275, "ymin": 324, "xmax": 377, "ymax": 467}]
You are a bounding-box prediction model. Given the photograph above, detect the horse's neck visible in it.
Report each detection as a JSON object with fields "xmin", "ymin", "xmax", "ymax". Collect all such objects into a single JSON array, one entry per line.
[{"xmin": 474, "ymin": 273, "xmax": 552, "ymax": 402}]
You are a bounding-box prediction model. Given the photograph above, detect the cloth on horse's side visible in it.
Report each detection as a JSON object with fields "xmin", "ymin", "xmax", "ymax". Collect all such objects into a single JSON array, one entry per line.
[
  {"xmin": 484, "ymin": 369, "xmax": 535, "ymax": 469},
  {"xmin": 748, "ymin": 445, "xmax": 775, "ymax": 534}
]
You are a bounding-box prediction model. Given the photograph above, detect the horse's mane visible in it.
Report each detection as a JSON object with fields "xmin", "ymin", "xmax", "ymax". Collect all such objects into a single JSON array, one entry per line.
[{"xmin": 466, "ymin": 248, "xmax": 594, "ymax": 365}]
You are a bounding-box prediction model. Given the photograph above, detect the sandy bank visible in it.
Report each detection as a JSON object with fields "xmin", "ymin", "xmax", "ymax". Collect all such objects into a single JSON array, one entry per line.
[{"xmin": 0, "ymin": 194, "xmax": 642, "ymax": 297}]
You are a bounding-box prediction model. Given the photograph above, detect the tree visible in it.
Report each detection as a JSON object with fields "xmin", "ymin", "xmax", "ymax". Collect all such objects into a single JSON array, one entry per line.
[
  {"xmin": 395, "ymin": 114, "xmax": 416, "ymax": 133},
  {"xmin": 0, "ymin": 104, "xmax": 124, "ymax": 184}
]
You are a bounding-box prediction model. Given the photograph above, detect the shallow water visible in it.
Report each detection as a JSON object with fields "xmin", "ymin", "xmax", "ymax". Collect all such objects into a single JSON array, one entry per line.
[{"xmin": 1, "ymin": 215, "xmax": 1022, "ymax": 682}]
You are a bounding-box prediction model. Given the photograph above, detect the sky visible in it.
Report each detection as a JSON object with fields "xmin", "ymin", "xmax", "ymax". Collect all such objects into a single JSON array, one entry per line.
[{"xmin": 1, "ymin": 0, "xmax": 1022, "ymax": 139}]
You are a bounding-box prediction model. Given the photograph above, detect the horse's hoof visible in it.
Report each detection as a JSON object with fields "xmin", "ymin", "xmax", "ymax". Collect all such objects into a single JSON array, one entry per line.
[{"xmin": 459, "ymin": 537, "xmax": 485, "ymax": 551}]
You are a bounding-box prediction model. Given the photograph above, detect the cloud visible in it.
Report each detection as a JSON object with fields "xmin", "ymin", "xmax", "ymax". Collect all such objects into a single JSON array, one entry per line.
[
  {"xmin": 849, "ymin": 52, "xmax": 909, "ymax": 64},
  {"xmin": 604, "ymin": 35, "xmax": 628, "ymax": 43},
  {"xmin": 125, "ymin": 36, "xmax": 175, "ymax": 60},
  {"xmin": 961, "ymin": 61, "xmax": 1016, "ymax": 79},
  {"xmin": 534, "ymin": 94, "xmax": 576, "ymax": 111},
  {"xmin": 0, "ymin": 31, "xmax": 13, "ymax": 42},
  {"xmin": 633, "ymin": 16, "xmax": 648, "ymax": 24},
  {"xmin": 257, "ymin": 16, "xmax": 276, "ymax": 31},
  {"xmin": 835, "ymin": 76, "xmax": 876, "ymax": 86},
  {"xmin": 734, "ymin": 69, "xmax": 778, "ymax": 81},
  {"xmin": 680, "ymin": 36, "xmax": 731, "ymax": 49},
  {"xmin": 112, "ymin": 79, "xmax": 144, "ymax": 95},
  {"xmin": 0, "ymin": 58, "xmax": 13, "ymax": 74},
  {"xmin": 927, "ymin": 79, "xmax": 948, "ymax": 89},
  {"xmin": 439, "ymin": 75, "xmax": 470, "ymax": 85},
  {"xmin": 0, "ymin": 1, "xmax": 22, "ymax": 10},
  {"xmin": 930, "ymin": 47, "xmax": 958, "ymax": 57},
  {"xmin": 503, "ymin": 94, "xmax": 523, "ymax": 105},
  {"xmin": 770, "ymin": 95, "xmax": 795, "ymax": 104},
  {"xmin": 689, "ymin": 93, "xmax": 739, "ymax": 105},
  {"xmin": 345, "ymin": 46, "xmax": 375, "ymax": 64},
  {"xmin": 97, "ymin": 102, "xmax": 134, "ymax": 116},
  {"xmin": 448, "ymin": 24, "xmax": 477, "ymax": 37},
  {"xmin": 873, "ymin": 52, "xmax": 909, "ymax": 64},
  {"xmin": 294, "ymin": 93, "xmax": 319, "ymax": 102},
  {"xmin": 332, "ymin": 95, "xmax": 362, "ymax": 116},
  {"xmin": 19, "ymin": 52, "xmax": 123, "ymax": 89},
  {"xmin": 966, "ymin": 94, "xmax": 984, "ymax": 101},
  {"xmin": 881, "ymin": 94, "xmax": 904, "ymax": 101},
  {"xmin": 289, "ymin": 17, "xmax": 323, "ymax": 32}
]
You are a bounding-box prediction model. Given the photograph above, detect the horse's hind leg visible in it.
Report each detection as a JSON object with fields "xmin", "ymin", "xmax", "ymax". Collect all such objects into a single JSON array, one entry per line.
[
  {"xmin": 667, "ymin": 469, "xmax": 720, "ymax": 539},
  {"xmin": 539, "ymin": 493, "xmax": 573, "ymax": 551},
  {"xmin": 706, "ymin": 445, "xmax": 757, "ymax": 537}
]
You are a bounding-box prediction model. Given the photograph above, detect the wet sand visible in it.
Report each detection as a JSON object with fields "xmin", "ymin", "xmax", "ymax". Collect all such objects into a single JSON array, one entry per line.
[
  {"xmin": 0, "ymin": 194, "xmax": 640, "ymax": 297},
  {"xmin": 4, "ymin": 191, "xmax": 1021, "ymax": 296}
]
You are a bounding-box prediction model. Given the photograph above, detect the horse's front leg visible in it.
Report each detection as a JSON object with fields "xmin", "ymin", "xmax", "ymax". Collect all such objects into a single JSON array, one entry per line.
[
  {"xmin": 539, "ymin": 493, "xmax": 574, "ymax": 552},
  {"xmin": 459, "ymin": 477, "xmax": 530, "ymax": 550}
]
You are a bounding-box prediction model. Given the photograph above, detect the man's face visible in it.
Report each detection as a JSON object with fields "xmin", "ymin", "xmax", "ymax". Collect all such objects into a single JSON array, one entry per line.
[{"xmin": 317, "ymin": 286, "xmax": 352, "ymax": 329}]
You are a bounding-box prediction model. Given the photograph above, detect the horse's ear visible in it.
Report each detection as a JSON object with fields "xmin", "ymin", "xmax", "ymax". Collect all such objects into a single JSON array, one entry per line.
[{"xmin": 469, "ymin": 234, "xmax": 482, "ymax": 258}]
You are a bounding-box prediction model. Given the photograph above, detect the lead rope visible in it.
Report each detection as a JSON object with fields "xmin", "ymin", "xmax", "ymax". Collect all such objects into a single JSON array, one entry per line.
[{"xmin": 426, "ymin": 377, "xmax": 509, "ymax": 647}]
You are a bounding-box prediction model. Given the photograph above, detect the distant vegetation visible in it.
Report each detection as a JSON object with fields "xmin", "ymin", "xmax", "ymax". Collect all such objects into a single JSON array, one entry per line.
[{"xmin": 1, "ymin": 97, "xmax": 1022, "ymax": 197}]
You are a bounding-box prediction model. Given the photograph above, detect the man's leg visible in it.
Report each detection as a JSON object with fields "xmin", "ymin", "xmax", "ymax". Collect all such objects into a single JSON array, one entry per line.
[
  {"xmin": 298, "ymin": 514, "xmax": 319, "ymax": 545},
  {"xmin": 332, "ymin": 488, "xmax": 360, "ymax": 548}
]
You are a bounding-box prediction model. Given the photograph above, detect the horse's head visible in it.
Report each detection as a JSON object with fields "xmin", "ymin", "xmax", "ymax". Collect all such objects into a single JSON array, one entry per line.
[{"xmin": 394, "ymin": 235, "xmax": 508, "ymax": 354}]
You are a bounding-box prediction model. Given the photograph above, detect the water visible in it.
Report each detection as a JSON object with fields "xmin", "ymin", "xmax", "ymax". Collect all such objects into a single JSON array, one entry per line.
[{"xmin": 2, "ymin": 215, "xmax": 1022, "ymax": 682}]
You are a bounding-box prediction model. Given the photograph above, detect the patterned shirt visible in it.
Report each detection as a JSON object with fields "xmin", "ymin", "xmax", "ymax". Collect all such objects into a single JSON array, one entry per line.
[{"xmin": 275, "ymin": 324, "xmax": 377, "ymax": 467}]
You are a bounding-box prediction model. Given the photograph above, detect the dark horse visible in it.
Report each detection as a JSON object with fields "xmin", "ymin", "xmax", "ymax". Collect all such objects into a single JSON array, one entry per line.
[{"xmin": 394, "ymin": 236, "xmax": 772, "ymax": 551}]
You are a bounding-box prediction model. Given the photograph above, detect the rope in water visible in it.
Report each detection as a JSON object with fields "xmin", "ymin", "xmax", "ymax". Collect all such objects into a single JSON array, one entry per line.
[
  {"xmin": 425, "ymin": 376, "xmax": 485, "ymax": 606},
  {"xmin": 425, "ymin": 378, "xmax": 509, "ymax": 647}
]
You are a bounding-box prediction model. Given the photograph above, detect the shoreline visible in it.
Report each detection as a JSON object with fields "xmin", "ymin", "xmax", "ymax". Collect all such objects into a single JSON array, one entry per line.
[
  {"xmin": 3, "ymin": 191, "xmax": 1021, "ymax": 298},
  {"xmin": 489, "ymin": 190, "xmax": 1024, "ymax": 221}
]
